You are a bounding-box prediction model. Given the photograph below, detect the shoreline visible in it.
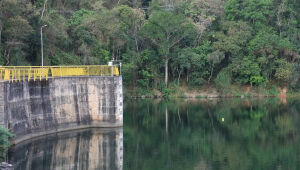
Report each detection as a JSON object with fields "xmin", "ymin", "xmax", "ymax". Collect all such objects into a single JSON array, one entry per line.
[{"xmin": 124, "ymin": 85, "xmax": 299, "ymax": 99}]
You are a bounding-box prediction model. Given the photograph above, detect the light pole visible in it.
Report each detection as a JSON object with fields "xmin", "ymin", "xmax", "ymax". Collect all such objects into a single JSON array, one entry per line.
[{"xmin": 40, "ymin": 25, "xmax": 47, "ymax": 67}]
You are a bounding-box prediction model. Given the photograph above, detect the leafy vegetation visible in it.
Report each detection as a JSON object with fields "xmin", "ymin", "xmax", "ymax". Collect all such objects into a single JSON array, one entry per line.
[
  {"xmin": 0, "ymin": 0, "xmax": 299, "ymax": 93},
  {"xmin": 0, "ymin": 127, "xmax": 14, "ymax": 160}
]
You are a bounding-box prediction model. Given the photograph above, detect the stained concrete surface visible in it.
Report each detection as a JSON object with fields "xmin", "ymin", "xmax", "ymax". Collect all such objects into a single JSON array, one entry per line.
[{"xmin": 0, "ymin": 76, "xmax": 123, "ymax": 144}]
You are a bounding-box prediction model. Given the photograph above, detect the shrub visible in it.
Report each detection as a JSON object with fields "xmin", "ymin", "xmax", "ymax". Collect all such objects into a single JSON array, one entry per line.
[
  {"xmin": 250, "ymin": 76, "xmax": 267, "ymax": 86},
  {"xmin": 0, "ymin": 127, "xmax": 14, "ymax": 160},
  {"xmin": 215, "ymin": 68, "xmax": 232, "ymax": 95}
]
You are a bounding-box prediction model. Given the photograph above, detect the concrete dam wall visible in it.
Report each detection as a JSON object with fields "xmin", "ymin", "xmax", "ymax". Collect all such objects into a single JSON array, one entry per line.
[{"xmin": 0, "ymin": 76, "xmax": 123, "ymax": 144}]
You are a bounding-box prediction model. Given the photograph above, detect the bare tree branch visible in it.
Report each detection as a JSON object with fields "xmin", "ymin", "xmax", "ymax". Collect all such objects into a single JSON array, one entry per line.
[{"xmin": 41, "ymin": 0, "xmax": 48, "ymax": 19}]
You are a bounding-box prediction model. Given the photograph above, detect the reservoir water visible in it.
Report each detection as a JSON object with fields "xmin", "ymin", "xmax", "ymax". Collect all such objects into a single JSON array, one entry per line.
[{"xmin": 8, "ymin": 98, "xmax": 300, "ymax": 170}]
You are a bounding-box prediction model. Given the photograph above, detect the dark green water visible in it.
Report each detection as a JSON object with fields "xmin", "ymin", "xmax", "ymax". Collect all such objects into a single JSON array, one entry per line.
[{"xmin": 8, "ymin": 98, "xmax": 300, "ymax": 170}]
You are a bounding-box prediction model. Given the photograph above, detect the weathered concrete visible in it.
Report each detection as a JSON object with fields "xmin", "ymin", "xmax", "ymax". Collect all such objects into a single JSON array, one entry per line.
[{"xmin": 0, "ymin": 76, "xmax": 123, "ymax": 144}]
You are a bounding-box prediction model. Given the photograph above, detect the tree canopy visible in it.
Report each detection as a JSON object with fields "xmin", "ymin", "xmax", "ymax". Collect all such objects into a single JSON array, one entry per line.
[{"xmin": 0, "ymin": 0, "xmax": 299, "ymax": 91}]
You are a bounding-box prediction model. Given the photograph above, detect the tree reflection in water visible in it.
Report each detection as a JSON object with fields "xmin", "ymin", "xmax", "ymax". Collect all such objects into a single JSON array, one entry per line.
[
  {"xmin": 8, "ymin": 98, "xmax": 300, "ymax": 170},
  {"xmin": 124, "ymin": 98, "xmax": 300, "ymax": 170}
]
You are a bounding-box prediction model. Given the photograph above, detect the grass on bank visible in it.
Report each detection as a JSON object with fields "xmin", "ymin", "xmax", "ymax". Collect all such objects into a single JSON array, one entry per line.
[{"xmin": 124, "ymin": 80, "xmax": 300, "ymax": 98}]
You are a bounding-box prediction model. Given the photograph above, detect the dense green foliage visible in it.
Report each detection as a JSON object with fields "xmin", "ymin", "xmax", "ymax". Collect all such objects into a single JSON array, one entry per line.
[
  {"xmin": 124, "ymin": 98, "xmax": 300, "ymax": 169},
  {"xmin": 0, "ymin": 0, "xmax": 299, "ymax": 90},
  {"xmin": 0, "ymin": 127, "xmax": 14, "ymax": 160}
]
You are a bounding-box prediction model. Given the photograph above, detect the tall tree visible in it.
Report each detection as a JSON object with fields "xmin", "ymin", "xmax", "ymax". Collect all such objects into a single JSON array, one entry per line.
[{"xmin": 141, "ymin": 10, "xmax": 195, "ymax": 87}]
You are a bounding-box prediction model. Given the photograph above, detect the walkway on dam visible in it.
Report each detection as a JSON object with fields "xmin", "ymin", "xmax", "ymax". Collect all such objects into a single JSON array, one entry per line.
[{"xmin": 0, "ymin": 65, "xmax": 120, "ymax": 82}]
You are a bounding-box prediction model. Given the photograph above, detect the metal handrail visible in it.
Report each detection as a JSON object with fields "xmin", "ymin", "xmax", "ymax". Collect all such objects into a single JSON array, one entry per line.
[{"xmin": 0, "ymin": 65, "xmax": 120, "ymax": 82}]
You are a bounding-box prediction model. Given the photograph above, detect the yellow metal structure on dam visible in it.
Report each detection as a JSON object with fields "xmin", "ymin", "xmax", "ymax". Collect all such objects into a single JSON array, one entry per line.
[{"xmin": 0, "ymin": 65, "xmax": 120, "ymax": 82}]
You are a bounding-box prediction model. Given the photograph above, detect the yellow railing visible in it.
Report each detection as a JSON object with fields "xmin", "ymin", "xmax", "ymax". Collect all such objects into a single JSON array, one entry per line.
[{"xmin": 0, "ymin": 65, "xmax": 120, "ymax": 82}]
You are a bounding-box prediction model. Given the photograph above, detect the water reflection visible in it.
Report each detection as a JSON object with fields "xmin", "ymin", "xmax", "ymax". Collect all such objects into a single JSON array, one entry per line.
[
  {"xmin": 123, "ymin": 98, "xmax": 300, "ymax": 170},
  {"xmin": 8, "ymin": 128, "xmax": 123, "ymax": 170},
  {"xmin": 8, "ymin": 98, "xmax": 300, "ymax": 170}
]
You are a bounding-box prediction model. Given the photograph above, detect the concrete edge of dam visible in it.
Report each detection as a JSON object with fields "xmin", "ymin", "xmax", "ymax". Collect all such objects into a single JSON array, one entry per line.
[
  {"xmin": 13, "ymin": 124, "xmax": 123, "ymax": 145},
  {"xmin": 0, "ymin": 76, "xmax": 123, "ymax": 144}
]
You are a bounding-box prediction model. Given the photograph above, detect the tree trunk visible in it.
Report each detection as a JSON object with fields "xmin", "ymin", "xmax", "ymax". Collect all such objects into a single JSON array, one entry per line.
[
  {"xmin": 177, "ymin": 69, "xmax": 182, "ymax": 85},
  {"xmin": 208, "ymin": 66, "xmax": 214, "ymax": 83},
  {"xmin": 4, "ymin": 45, "xmax": 11, "ymax": 66},
  {"xmin": 134, "ymin": 27, "xmax": 139, "ymax": 52},
  {"xmin": 165, "ymin": 58, "xmax": 169, "ymax": 87},
  {"xmin": 165, "ymin": 106, "xmax": 168, "ymax": 134},
  {"xmin": 135, "ymin": 36, "xmax": 139, "ymax": 52},
  {"xmin": 186, "ymin": 70, "xmax": 189, "ymax": 83},
  {"xmin": 41, "ymin": 0, "xmax": 48, "ymax": 19}
]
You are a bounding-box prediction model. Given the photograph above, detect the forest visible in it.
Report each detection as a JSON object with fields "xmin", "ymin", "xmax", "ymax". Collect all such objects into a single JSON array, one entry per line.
[{"xmin": 0, "ymin": 0, "xmax": 299, "ymax": 95}]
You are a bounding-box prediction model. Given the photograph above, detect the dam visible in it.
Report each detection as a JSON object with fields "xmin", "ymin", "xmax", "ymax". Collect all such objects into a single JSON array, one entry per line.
[{"xmin": 0, "ymin": 65, "xmax": 123, "ymax": 144}]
